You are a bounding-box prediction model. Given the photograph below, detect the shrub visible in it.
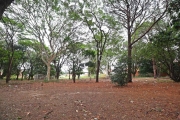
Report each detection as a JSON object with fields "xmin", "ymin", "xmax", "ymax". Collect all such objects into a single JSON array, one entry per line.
[{"xmin": 110, "ymin": 58, "xmax": 128, "ymax": 86}]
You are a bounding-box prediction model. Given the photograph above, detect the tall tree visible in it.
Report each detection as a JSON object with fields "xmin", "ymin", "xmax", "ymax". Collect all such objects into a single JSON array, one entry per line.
[
  {"xmin": 76, "ymin": 0, "xmax": 118, "ymax": 82},
  {"xmin": 106, "ymin": 0, "xmax": 169, "ymax": 82},
  {"xmin": 67, "ymin": 42, "xmax": 85, "ymax": 83}
]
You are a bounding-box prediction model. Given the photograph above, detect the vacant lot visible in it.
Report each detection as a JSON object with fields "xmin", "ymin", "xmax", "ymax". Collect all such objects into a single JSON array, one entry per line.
[{"xmin": 0, "ymin": 78, "xmax": 180, "ymax": 120}]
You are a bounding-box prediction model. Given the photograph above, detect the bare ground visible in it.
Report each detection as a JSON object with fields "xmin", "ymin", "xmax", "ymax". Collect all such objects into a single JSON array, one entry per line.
[{"xmin": 0, "ymin": 78, "xmax": 180, "ymax": 120}]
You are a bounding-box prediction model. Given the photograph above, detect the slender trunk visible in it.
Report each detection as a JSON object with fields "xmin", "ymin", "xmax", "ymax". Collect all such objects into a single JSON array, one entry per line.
[
  {"xmin": 152, "ymin": 58, "xmax": 157, "ymax": 79},
  {"xmin": 21, "ymin": 72, "xmax": 24, "ymax": 80},
  {"xmin": 107, "ymin": 62, "xmax": 110, "ymax": 76},
  {"xmin": 56, "ymin": 67, "xmax": 60, "ymax": 80},
  {"xmin": 69, "ymin": 70, "xmax": 71, "ymax": 80},
  {"xmin": 72, "ymin": 76, "xmax": 75, "ymax": 83},
  {"xmin": 46, "ymin": 63, "xmax": 51, "ymax": 81},
  {"xmin": 6, "ymin": 55, "xmax": 14, "ymax": 83},
  {"xmin": 96, "ymin": 59, "xmax": 100, "ymax": 83},
  {"xmin": 72, "ymin": 60, "xmax": 76, "ymax": 83},
  {"xmin": 16, "ymin": 73, "xmax": 19, "ymax": 80}
]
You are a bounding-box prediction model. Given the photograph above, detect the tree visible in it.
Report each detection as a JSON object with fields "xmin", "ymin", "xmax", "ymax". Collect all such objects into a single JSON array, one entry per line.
[
  {"xmin": 11, "ymin": 0, "xmax": 80, "ymax": 81},
  {"xmin": 0, "ymin": 15, "xmax": 24, "ymax": 83},
  {"xmin": 67, "ymin": 42, "xmax": 85, "ymax": 83},
  {"xmin": 76, "ymin": 0, "xmax": 119, "ymax": 82},
  {"xmin": 106, "ymin": 0, "xmax": 169, "ymax": 82},
  {"xmin": 53, "ymin": 53, "xmax": 70, "ymax": 80},
  {"xmin": 18, "ymin": 39, "xmax": 46, "ymax": 80},
  {"xmin": 149, "ymin": 26, "xmax": 180, "ymax": 82}
]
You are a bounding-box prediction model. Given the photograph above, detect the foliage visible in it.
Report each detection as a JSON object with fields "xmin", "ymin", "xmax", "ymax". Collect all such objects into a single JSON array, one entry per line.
[
  {"xmin": 110, "ymin": 56, "xmax": 128, "ymax": 86},
  {"xmin": 138, "ymin": 59, "xmax": 153, "ymax": 77},
  {"xmin": 168, "ymin": 0, "xmax": 180, "ymax": 30},
  {"xmin": 150, "ymin": 26, "xmax": 180, "ymax": 82}
]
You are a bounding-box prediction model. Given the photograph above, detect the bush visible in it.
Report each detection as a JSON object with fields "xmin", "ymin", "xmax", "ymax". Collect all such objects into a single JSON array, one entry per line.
[{"xmin": 110, "ymin": 58, "xmax": 128, "ymax": 86}]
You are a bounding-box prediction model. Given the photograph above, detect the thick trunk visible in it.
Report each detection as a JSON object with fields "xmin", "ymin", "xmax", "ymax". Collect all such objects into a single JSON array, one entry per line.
[
  {"xmin": 28, "ymin": 65, "xmax": 33, "ymax": 80},
  {"xmin": 127, "ymin": 46, "xmax": 132, "ymax": 82},
  {"xmin": 56, "ymin": 67, "xmax": 60, "ymax": 80},
  {"xmin": 46, "ymin": 63, "xmax": 51, "ymax": 81},
  {"xmin": 152, "ymin": 58, "xmax": 157, "ymax": 79},
  {"xmin": 55, "ymin": 62, "xmax": 61, "ymax": 80},
  {"xmin": 127, "ymin": 4, "xmax": 132, "ymax": 83}
]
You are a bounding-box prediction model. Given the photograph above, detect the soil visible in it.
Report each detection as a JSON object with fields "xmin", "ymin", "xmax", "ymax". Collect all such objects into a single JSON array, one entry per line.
[{"xmin": 0, "ymin": 78, "xmax": 180, "ymax": 120}]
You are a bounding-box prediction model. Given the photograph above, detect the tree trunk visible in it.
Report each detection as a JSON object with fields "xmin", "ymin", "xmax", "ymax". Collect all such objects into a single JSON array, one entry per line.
[
  {"xmin": 127, "ymin": 5, "xmax": 132, "ymax": 83},
  {"xmin": 107, "ymin": 62, "xmax": 110, "ymax": 76},
  {"xmin": 6, "ymin": 55, "xmax": 14, "ymax": 83},
  {"xmin": 69, "ymin": 70, "xmax": 71, "ymax": 80},
  {"xmin": 152, "ymin": 58, "xmax": 157, "ymax": 79},
  {"xmin": 56, "ymin": 66, "xmax": 60, "ymax": 80},
  {"xmin": 21, "ymin": 71, "xmax": 24, "ymax": 80},
  {"xmin": 95, "ymin": 43, "xmax": 100, "ymax": 83},
  {"xmin": 46, "ymin": 63, "xmax": 51, "ymax": 81},
  {"xmin": 16, "ymin": 73, "xmax": 19, "ymax": 80},
  {"xmin": 21, "ymin": 68, "xmax": 25, "ymax": 80},
  {"xmin": 28, "ymin": 65, "xmax": 33, "ymax": 80},
  {"xmin": 96, "ymin": 59, "xmax": 100, "ymax": 83},
  {"xmin": 127, "ymin": 46, "xmax": 132, "ymax": 82},
  {"xmin": 55, "ymin": 62, "xmax": 61, "ymax": 80},
  {"xmin": 72, "ymin": 60, "xmax": 76, "ymax": 83}
]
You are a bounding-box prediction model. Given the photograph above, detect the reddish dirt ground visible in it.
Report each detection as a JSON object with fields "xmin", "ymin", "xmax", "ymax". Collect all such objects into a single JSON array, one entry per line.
[{"xmin": 0, "ymin": 78, "xmax": 180, "ymax": 120}]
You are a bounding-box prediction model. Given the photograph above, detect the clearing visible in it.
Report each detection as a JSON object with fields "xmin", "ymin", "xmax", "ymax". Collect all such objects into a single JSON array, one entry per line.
[{"xmin": 0, "ymin": 78, "xmax": 180, "ymax": 120}]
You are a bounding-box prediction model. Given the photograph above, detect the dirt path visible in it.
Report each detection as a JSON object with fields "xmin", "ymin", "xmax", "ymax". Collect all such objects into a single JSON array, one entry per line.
[{"xmin": 0, "ymin": 78, "xmax": 180, "ymax": 120}]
